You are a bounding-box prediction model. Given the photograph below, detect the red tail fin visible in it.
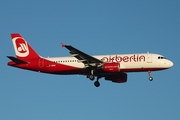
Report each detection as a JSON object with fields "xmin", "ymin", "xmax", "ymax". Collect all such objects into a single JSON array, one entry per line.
[{"xmin": 11, "ymin": 34, "xmax": 40, "ymax": 60}]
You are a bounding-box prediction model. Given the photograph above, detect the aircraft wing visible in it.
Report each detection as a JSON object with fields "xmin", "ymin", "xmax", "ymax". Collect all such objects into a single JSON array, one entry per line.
[{"xmin": 62, "ymin": 43, "xmax": 103, "ymax": 67}]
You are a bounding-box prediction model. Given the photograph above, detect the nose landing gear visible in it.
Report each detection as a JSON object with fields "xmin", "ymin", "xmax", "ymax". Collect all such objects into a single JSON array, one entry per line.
[{"xmin": 148, "ymin": 71, "xmax": 153, "ymax": 81}]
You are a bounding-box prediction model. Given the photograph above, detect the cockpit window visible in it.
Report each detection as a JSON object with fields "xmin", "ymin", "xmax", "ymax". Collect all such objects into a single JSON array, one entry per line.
[{"xmin": 158, "ymin": 56, "xmax": 166, "ymax": 59}]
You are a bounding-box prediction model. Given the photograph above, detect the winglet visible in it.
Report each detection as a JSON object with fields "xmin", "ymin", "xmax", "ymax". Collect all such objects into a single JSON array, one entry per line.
[{"xmin": 61, "ymin": 43, "xmax": 66, "ymax": 48}]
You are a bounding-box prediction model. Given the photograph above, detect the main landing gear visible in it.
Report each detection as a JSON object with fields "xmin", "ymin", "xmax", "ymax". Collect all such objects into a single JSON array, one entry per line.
[
  {"xmin": 87, "ymin": 70, "xmax": 95, "ymax": 80},
  {"xmin": 87, "ymin": 70, "xmax": 101, "ymax": 87},
  {"xmin": 148, "ymin": 71, "xmax": 153, "ymax": 81},
  {"xmin": 94, "ymin": 77, "xmax": 100, "ymax": 87},
  {"xmin": 89, "ymin": 74, "xmax": 95, "ymax": 80},
  {"xmin": 87, "ymin": 70, "xmax": 100, "ymax": 87},
  {"xmin": 87, "ymin": 75, "xmax": 100, "ymax": 87}
]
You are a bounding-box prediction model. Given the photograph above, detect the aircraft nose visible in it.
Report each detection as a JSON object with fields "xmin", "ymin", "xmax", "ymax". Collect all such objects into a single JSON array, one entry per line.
[{"xmin": 167, "ymin": 60, "xmax": 173, "ymax": 68}]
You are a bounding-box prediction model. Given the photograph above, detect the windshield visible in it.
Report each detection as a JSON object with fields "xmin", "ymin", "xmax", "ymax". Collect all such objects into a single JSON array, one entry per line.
[{"xmin": 158, "ymin": 56, "xmax": 166, "ymax": 59}]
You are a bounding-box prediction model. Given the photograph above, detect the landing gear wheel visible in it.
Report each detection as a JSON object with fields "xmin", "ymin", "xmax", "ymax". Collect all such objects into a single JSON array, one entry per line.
[
  {"xmin": 148, "ymin": 71, "xmax": 153, "ymax": 81},
  {"xmin": 94, "ymin": 81, "xmax": 100, "ymax": 87},
  {"xmin": 149, "ymin": 77, "xmax": 153, "ymax": 81},
  {"xmin": 89, "ymin": 75, "xmax": 95, "ymax": 80}
]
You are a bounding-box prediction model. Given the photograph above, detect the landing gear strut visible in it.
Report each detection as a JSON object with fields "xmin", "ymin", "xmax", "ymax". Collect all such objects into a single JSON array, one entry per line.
[
  {"xmin": 87, "ymin": 69, "xmax": 101, "ymax": 87},
  {"xmin": 88, "ymin": 70, "xmax": 95, "ymax": 80},
  {"xmin": 148, "ymin": 71, "xmax": 153, "ymax": 81},
  {"xmin": 89, "ymin": 75, "xmax": 95, "ymax": 80}
]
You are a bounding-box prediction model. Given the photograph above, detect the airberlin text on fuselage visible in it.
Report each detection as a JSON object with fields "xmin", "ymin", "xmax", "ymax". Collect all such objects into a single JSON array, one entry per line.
[{"xmin": 101, "ymin": 54, "xmax": 145, "ymax": 63}]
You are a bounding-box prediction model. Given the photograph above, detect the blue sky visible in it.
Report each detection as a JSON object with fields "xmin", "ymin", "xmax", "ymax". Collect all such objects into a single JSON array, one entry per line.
[{"xmin": 0, "ymin": 0, "xmax": 179, "ymax": 120}]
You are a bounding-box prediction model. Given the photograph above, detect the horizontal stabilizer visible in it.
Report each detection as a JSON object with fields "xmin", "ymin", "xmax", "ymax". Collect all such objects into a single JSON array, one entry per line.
[{"xmin": 7, "ymin": 56, "xmax": 28, "ymax": 64}]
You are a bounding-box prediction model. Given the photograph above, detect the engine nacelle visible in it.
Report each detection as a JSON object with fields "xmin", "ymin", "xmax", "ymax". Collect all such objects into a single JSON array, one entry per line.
[
  {"xmin": 103, "ymin": 63, "xmax": 120, "ymax": 72},
  {"xmin": 105, "ymin": 73, "xmax": 127, "ymax": 83}
]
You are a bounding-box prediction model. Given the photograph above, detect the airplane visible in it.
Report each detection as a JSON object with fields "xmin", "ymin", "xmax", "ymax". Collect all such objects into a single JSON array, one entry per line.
[{"xmin": 7, "ymin": 33, "xmax": 173, "ymax": 87}]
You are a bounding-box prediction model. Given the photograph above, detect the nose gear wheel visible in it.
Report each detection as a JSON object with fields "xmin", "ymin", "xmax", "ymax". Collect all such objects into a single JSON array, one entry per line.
[{"xmin": 148, "ymin": 71, "xmax": 153, "ymax": 81}]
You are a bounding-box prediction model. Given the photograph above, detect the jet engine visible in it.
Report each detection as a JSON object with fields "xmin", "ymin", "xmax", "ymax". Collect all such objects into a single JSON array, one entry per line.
[
  {"xmin": 103, "ymin": 63, "xmax": 120, "ymax": 72},
  {"xmin": 105, "ymin": 73, "xmax": 127, "ymax": 83}
]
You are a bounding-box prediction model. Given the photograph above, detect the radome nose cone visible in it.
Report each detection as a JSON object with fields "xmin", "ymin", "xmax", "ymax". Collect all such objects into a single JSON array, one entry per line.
[
  {"xmin": 171, "ymin": 62, "xmax": 174, "ymax": 67},
  {"xmin": 169, "ymin": 61, "xmax": 174, "ymax": 67}
]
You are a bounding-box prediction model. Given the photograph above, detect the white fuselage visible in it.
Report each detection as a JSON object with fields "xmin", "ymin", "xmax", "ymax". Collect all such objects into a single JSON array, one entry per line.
[{"xmin": 45, "ymin": 53, "xmax": 173, "ymax": 71}]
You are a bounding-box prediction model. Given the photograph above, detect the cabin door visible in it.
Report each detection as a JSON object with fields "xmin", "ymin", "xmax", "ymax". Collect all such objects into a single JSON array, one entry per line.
[
  {"xmin": 147, "ymin": 53, "xmax": 152, "ymax": 63},
  {"xmin": 39, "ymin": 58, "xmax": 44, "ymax": 68}
]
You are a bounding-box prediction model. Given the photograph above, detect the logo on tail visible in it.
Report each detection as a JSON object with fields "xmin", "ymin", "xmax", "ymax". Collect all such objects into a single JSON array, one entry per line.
[{"xmin": 12, "ymin": 37, "xmax": 29, "ymax": 57}]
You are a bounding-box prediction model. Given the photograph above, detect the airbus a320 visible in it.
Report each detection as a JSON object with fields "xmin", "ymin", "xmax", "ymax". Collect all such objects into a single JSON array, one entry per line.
[{"xmin": 7, "ymin": 34, "xmax": 173, "ymax": 87}]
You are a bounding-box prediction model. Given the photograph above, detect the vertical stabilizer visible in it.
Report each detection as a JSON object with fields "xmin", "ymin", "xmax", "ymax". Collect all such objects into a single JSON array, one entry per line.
[{"xmin": 11, "ymin": 34, "xmax": 40, "ymax": 60}]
